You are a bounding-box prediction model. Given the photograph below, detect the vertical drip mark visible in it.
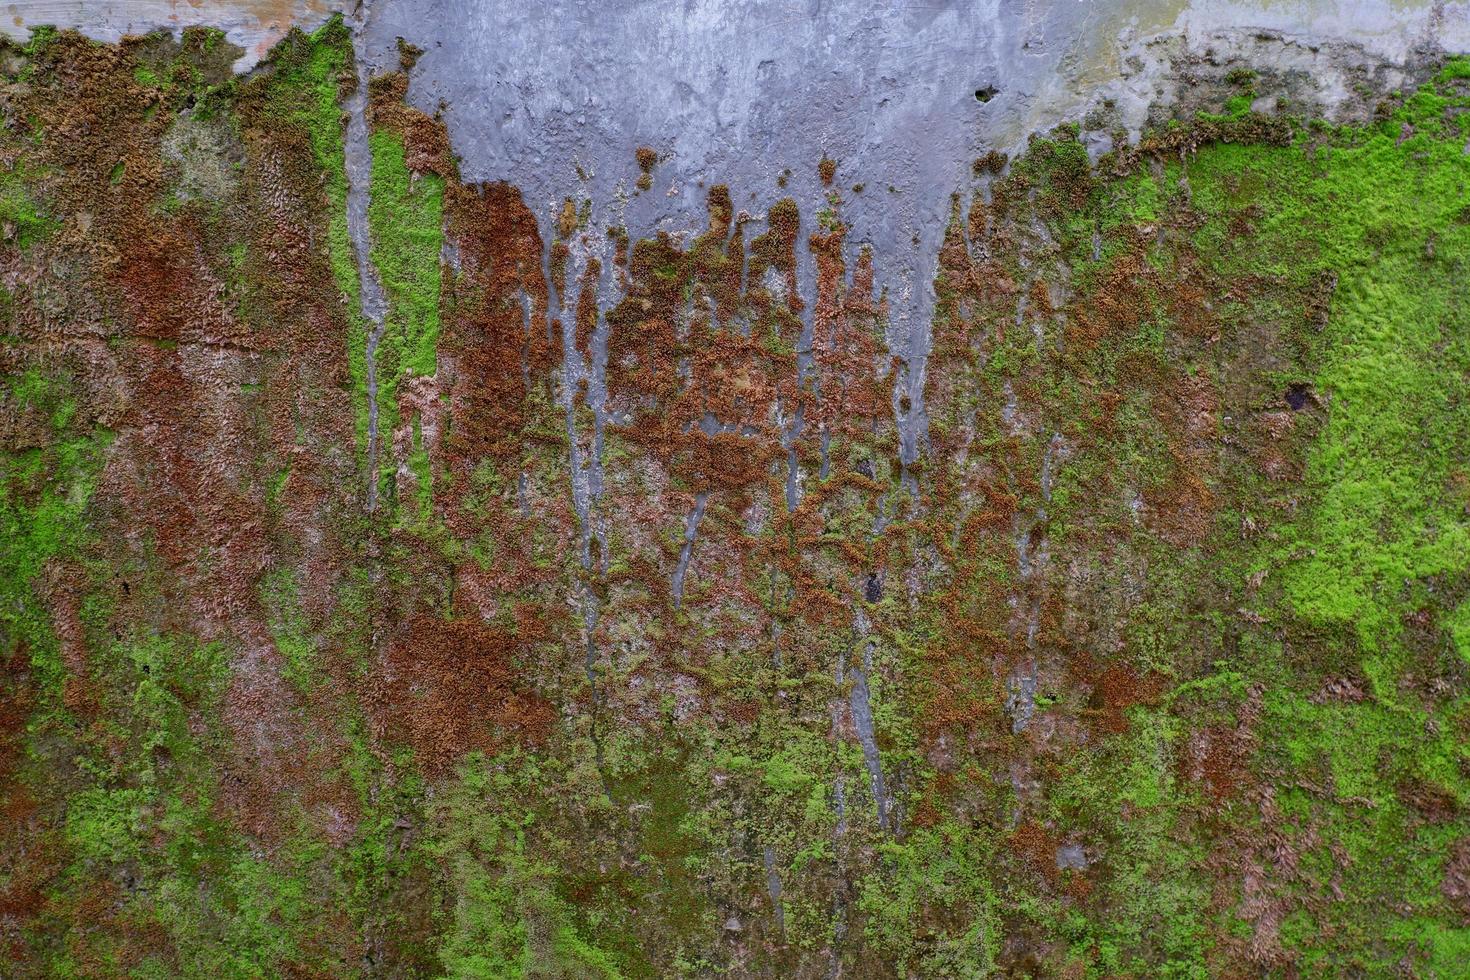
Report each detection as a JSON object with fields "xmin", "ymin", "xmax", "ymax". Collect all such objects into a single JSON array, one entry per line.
[
  {"xmin": 846, "ymin": 601, "xmax": 890, "ymax": 831},
  {"xmin": 829, "ymin": 772, "xmax": 849, "ymax": 977},
  {"xmin": 561, "ymin": 247, "xmax": 610, "ymax": 720},
  {"xmin": 563, "ymin": 253, "xmax": 608, "ymax": 567},
  {"xmin": 847, "ymin": 657, "xmax": 889, "ymax": 831},
  {"xmin": 784, "ymin": 401, "xmax": 805, "ymax": 512},
  {"xmin": 344, "ymin": 9, "xmax": 389, "ymax": 511},
  {"xmin": 671, "ymin": 491, "xmax": 708, "ymax": 609},
  {"xmin": 763, "ymin": 844, "xmax": 786, "ymax": 937},
  {"xmin": 1008, "ymin": 431, "xmax": 1064, "ymax": 733},
  {"xmin": 782, "ymin": 203, "xmax": 814, "ymax": 513}
]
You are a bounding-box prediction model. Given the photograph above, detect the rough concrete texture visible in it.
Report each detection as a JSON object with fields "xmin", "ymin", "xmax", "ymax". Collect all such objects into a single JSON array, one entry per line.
[
  {"xmin": 13, "ymin": 0, "xmax": 1468, "ymax": 461},
  {"xmin": 354, "ymin": 0, "xmax": 1470, "ymax": 463},
  {"xmin": 4, "ymin": 0, "xmax": 1470, "ymax": 975},
  {"xmin": 9, "ymin": 0, "xmax": 1468, "ymax": 318},
  {"xmin": 2, "ymin": 0, "xmax": 332, "ymax": 66}
]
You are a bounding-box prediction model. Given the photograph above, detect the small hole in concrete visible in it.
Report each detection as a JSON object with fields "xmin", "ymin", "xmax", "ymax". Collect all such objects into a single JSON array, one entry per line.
[
  {"xmin": 1285, "ymin": 383, "xmax": 1311, "ymax": 411},
  {"xmin": 974, "ymin": 86, "xmax": 998, "ymax": 103}
]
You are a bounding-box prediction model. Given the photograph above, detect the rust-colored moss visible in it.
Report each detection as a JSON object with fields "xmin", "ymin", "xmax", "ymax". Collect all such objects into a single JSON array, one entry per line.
[{"xmin": 368, "ymin": 613, "xmax": 555, "ymax": 775}]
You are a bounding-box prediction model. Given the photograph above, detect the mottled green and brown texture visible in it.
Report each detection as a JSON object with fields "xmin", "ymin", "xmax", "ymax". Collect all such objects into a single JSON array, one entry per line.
[{"xmin": 1, "ymin": 17, "xmax": 1469, "ymax": 978}]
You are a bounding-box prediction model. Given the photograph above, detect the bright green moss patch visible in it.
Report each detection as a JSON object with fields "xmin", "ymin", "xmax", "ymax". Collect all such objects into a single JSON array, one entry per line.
[
  {"xmin": 366, "ymin": 126, "xmax": 444, "ymax": 510},
  {"xmin": 1182, "ymin": 79, "xmax": 1470, "ymax": 670},
  {"xmin": 0, "ymin": 163, "xmax": 56, "ymax": 249},
  {"xmin": 1448, "ymin": 598, "xmax": 1470, "ymax": 663},
  {"xmin": 1124, "ymin": 78, "xmax": 1470, "ymax": 968},
  {"xmin": 369, "ymin": 128, "xmax": 444, "ymax": 378},
  {"xmin": 0, "ymin": 371, "xmax": 110, "ymax": 699}
]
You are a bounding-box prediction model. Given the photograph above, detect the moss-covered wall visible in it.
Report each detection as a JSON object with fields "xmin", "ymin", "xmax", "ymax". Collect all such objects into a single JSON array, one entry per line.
[{"xmin": 1, "ymin": 17, "xmax": 1467, "ymax": 978}]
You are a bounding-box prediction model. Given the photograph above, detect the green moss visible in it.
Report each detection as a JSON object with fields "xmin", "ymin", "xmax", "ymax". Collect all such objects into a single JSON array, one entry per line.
[
  {"xmin": 0, "ymin": 159, "xmax": 57, "ymax": 249},
  {"xmin": 252, "ymin": 16, "xmax": 368, "ymax": 450},
  {"xmin": 366, "ymin": 127, "xmax": 444, "ymax": 510},
  {"xmin": 0, "ymin": 371, "xmax": 111, "ymax": 699},
  {"xmin": 65, "ymin": 786, "xmax": 148, "ymax": 864},
  {"xmin": 367, "ymin": 126, "xmax": 444, "ymax": 376},
  {"xmin": 261, "ymin": 567, "xmax": 319, "ymax": 691},
  {"xmin": 856, "ymin": 823, "xmax": 1003, "ymax": 976},
  {"xmin": 425, "ymin": 752, "xmax": 631, "ymax": 978},
  {"xmin": 1185, "ymin": 84, "xmax": 1470, "ymax": 672},
  {"xmin": 1447, "ymin": 598, "xmax": 1470, "ymax": 663},
  {"xmin": 1152, "ymin": 82, "xmax": 1470, "ymax": 965},
  {"xmin": 1224, "ymin": 91, "xmax": 1254, "ymax": 118}
]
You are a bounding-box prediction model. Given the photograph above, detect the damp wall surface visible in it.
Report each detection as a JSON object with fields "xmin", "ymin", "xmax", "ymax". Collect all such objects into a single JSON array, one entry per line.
[
  {"xmin": 12, "ymin": 0, "xmax": 1468, "ymax": 455},
  {"xmin": 10, "ymin": 1, "xmax": 1470, "ymax": 317},
  {"xmin": 3, "ymin": 1, "xmax": 1470, "ymax": 977}
]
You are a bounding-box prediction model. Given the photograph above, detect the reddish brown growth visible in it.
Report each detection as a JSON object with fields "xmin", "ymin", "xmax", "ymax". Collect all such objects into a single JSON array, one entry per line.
[
  {"xmin": 368, "ymin": 614, "xmax": 555, "ymax": 775},
  {"xmin": 0, "ymin": 27, "xmax": 371, "ymax": 865},
  {"xmin": 1067, "ymin": 239, "xmax": 1152, "ymax": 351},
  {"xmin": 973, "ymin": 150, "xmax": 1008, "ymax": 175},
  {"xmin": 440, "ymin": 181, "xmax": 555, "ymax": 475},
  {"xmin": 600, "ymin": 192, "xmax": 797, "ymax": 507},
  {"xmin": 1396, "ymin": 778, "xmax": 1459, "ymax": 823},
  {"xmin": 1182, "ymin": 686, "xmax": 1264, "ymax": 813},
  {"xmin": 1146, "ymin": 372, "xmax": 1221, "ymax": 546},
  {"xmin": 1182, "ymin": 725, "xmax": 1247, "ymax": 801},
  {"xmin": 0, "ymin": 644, "xmax": 33, "ymax": 794},
  {"xmin": 1076, "ymin": 659, "xmax": 1164, "ymax": 735},
  {"xmin": 369, "ymin": 72, "xmax": 453, "ymax": 176},
  {"xmin": 808, "ymin": 224, "xmax": 891, "ymax": 441},
  {"xmin": 1445, "ymin": 838, "xmax": 1470, "ymax": 921},
  {"xmin": 635, "ymin": 146, "xmax": 658, "ymax": 190},
  {"xmin": 818, "ymin": 156, "xmax": 837, "ymax": 185},
  {"xmin": 1012, "ymin": 820, "xmax": 1060, "ymax": 881}
]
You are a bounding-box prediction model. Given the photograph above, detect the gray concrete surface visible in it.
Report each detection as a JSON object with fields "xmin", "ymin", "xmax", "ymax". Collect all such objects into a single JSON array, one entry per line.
[
  {"xmin": 8, "ymin": 0, "xmax": 1469, "ymax": 448},
  {"xmin": 2, "ymin": 0, "xmax": 334, "ymax": 67},
  {"xmin": 348, "ymin": 0, "xmax": 1470, "ymax": 478}
]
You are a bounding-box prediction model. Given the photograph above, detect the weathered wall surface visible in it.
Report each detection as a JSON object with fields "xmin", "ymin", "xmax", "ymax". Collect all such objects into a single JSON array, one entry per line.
[{"xmin": 2, "ymin": 2, "xmax": 1470, "ymax": 977}]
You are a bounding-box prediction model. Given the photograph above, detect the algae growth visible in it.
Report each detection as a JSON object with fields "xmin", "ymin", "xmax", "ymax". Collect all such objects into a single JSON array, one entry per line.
[{"xmin": 0, "ymin": 15, "xmax": 1467, "ymax": 978}]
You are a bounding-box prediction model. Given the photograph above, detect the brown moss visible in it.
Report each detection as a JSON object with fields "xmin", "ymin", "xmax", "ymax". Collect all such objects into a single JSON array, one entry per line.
[
  {"xmin": 1074, "ymin": 658, "xmax": 1166, "ymax": 736},
  {"xmin": 635, "ymin": 146, "xmax": 658, "ymax": 191},
  {"xmin": 368, "ymin": 613, "xmax": 555, "ymax": 775},
  {"xmin": 973, "ymin": 151, "xmax": 1008, "ymax": 175},
  {"xmin": 396, "ymin": 37, "xmax": 425, "ymax": 71},
  {"xmin": 1444, "ymin": 838, "xmax": 1470, "ymax": 921},
  {"xmin": 1066, "ymin": 238, "xmax": 1152, "ymax": 351},
  {"xmin": 367, "ymin": 72, "xmax": 454, "ymax": 176},
  {"xmin": 440, "ymin": 180, "xmax": 555, "ymax": 478},
  {"xmin": 1012, "ymin": 820, "xmax": 1060, "ymax": 881}
]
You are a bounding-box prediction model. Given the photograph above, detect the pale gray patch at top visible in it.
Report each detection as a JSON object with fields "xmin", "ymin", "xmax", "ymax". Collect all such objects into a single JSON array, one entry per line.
[
  {"xmin": 17, "ymin": 0, "xmax": 1468, "ymax": 366},
  {"xmin": 17, "ymin": 0, "xmax": 1469, "ymax": 473},
  {"xmin": 355, "ymin": 0, "xmax": 1041, "ymax": 469},
  {"xmin": 352, "ymin": 0, "xmax": 1470, "ymax": 366}
]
